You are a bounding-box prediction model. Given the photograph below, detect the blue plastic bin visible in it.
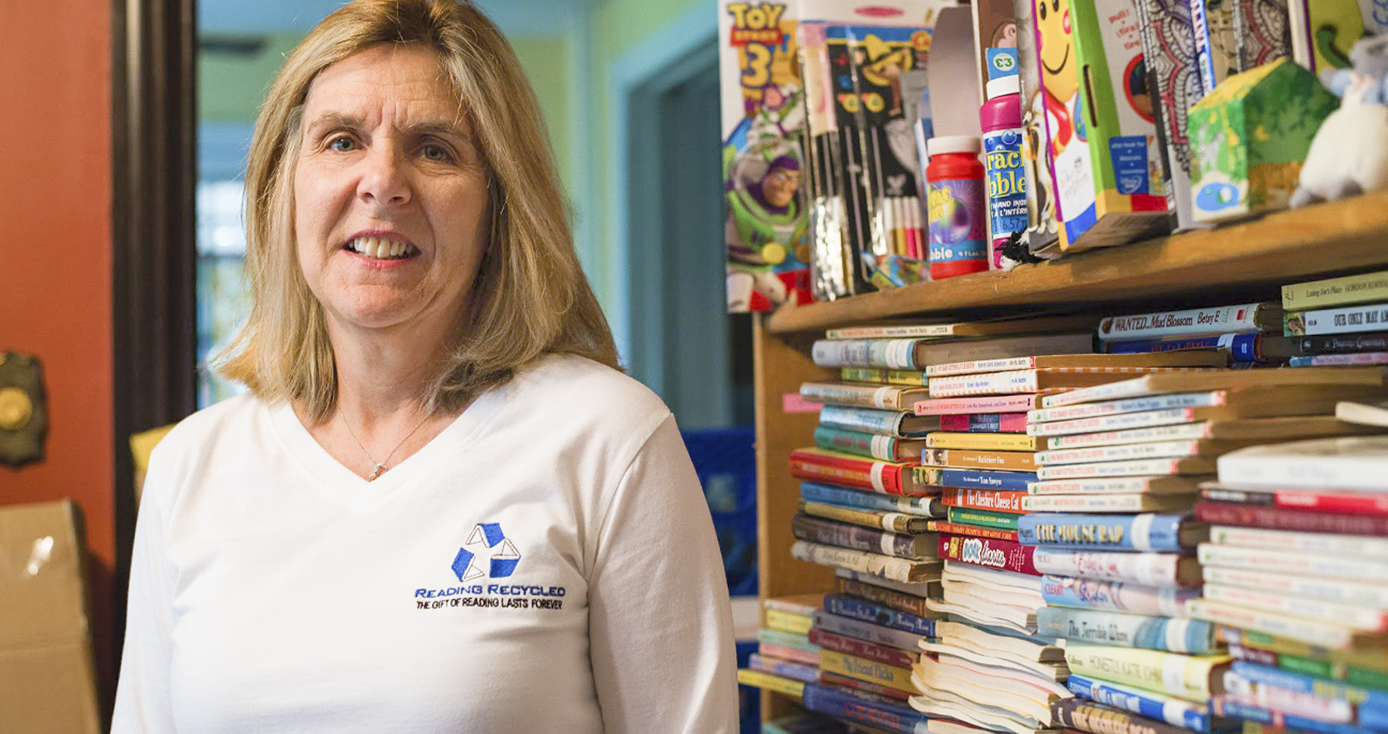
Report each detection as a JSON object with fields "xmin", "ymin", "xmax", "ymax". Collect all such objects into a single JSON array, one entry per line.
[{"xmin": 681, "ymin": 426, "xmax": 758, "ymax": 597}]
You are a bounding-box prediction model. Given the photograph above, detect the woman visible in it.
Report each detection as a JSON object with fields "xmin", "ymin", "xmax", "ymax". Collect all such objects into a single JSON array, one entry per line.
[{"xmin": 112, "ymin": 1, "xmax": 737, "ymax": 731}]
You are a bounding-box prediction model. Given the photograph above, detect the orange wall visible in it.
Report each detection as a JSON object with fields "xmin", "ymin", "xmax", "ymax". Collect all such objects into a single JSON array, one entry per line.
[{"xmin": 0, "ymin": 0, "xmax": 116, "ymax": 703}]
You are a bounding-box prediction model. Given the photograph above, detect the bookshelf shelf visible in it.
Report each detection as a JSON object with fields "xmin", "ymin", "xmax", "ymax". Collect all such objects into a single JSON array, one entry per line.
[{"xmin": 767, "ymin": 192, "xmax": 1388, "ymax": 334}]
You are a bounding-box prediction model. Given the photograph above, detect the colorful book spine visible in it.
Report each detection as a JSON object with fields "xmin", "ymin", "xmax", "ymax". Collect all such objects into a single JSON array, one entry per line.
[
  {"xmin": 812, "ymin": 338, "xmax": 919, "ymax": 369},
  {"xmin": 922, "ymin": 447, "xmax": 1037, "ymax": 471},
  {"xmin": 801, "ymin": 482, "xmax": 940, "ymax": 517},
  {"xmin": 1038, "ymin": 457, "xmax": 1214, "ymax": 480},
  {"xmin": 765, "ymin": 607, "xmax": 815, "ymax": 636},
  {"xmin": 914, "ymin": 393, "xmax": 1049, "ymax": 415},
  {"xmin": 1048, "ymin": 422, "xmax": 1222, "ymax": 450},
  {"xmin": 811, "ymin": 610, "xmax": 930, "ymax": 652},
  {"xmin": 1234, "ymin": 0, "xmax": 1290, "ymax": 72},
  {"xmin": 1028, "ymin": 406, "xmax": 1211, "ymax": 436},
  {"xmin": 1296, "ymin": 331, "xmax": 1388, "ymax": 355},
  {"xmin": 839, "ymin": 366, "xmax": 930, "ymax": 386},
  {"xmin": 1098, "ymin": 302, "xmax": 1277, "ymax": 342},
  {"xmin": 1284, "ymin": 302, "xmax": 1388, "ymax": 337},
  {"xmin": 1066, "ymin": 673, "xmax": 1216, "ymax": 731},
  {"xmin": 1203, "ymin": 483, "xmax": 1388, "ymax": 517},
  {"xmin": 800, "ymin": 501, "xmax": 928, "ymax": 534},
  {"xmin": 808, "ymin": 627, "xmax": 920, "ymax": 669},
  {"xmin": 788, "ymin": 449, "xmax": 919, "ymax": 496},
  {"xmin": 801, "ymin": 382, "xmax": 921, "ymax": 410},
  {"xmin": 833, "ymin": 576, "xmax": 932, "ymax": 618},
  {"xmin": 1042, "ymin": 575, "xmax": 1197, "ymax": 617},
  {"xmin": 1203, "ymin": 583, "xmax": 1388, "ymax": 632},
  {"xmin": 916, "ymin": 467, "xmax": 1038, "ymax": 491},
  {"xmin": 759, "ymin": 641, "xmax": 820, "ymax": 667},
  {"xmin": 1197, "ymin": 542, "xmax": 1388, "ymax": 582},
  {"xmin": 1052, "ymin": 697, "xmax": 1198, "ymax": 734},
  {"xmin": 1195, "ymin": 501, "xmax": 1388, "ymax": 537},
  {"xmin": 1186, "ymin": 599, "xmax": 1375, "ymax": 650},
  {"xmin": 1017, "ymin": 513, "xmax": 1204, "ymax": 551},
  {"xmin": 925, "ymin": 519, "xmax": 1020, "ymax": 541},
  {"xmin": 1290, "ymin": 353, "xmax": 1388, "ymax": 367},
  {"xmin": 791, "ymin": 541, "xmax": 935, "ymax": 584},
  {"xmin": 937, "ymin": 534, "xmax": 1039, "ymax": 575},
  {"xmin": 800, "ymin": 681, "xmax": 928, "ymax": 733},
  {"xmin": 1212, "ymin": 699, "xmax": 1382, "ymax": 734},
  {"xmin": 925, "ymin": 355, "xmax": 1067, "ymax": 376},
  {"xmin": 1201, "ymin": 565, "xmax": 1388, "ymax": 609},
  {"xmin": 1063, "ymin": 640, "xmax": 1231, "ymax": 700},
  {"xmin": 817, "ymin": 650, "xmax": 915, "ymax": 694},
  {"xmin": 736, "ymin": 668, "xmax": 806, "ymax": 698},
  {"xmin": 1028, "ymin": 476, "xmax": 1204, "ymax": 496},
  {"xmin": 926, "ymin": 431, "xmax": 1041, "ymax": 451},
  {"xmin": 819, "ymin": 404, "xmax": 927, "ymax": 437},
  {"xmin": 791, "ymin": 514, "xmax": 931, "ymax": 561},
  {"xmin": 748, "ymin": 652, "xmax": 820, "ymax": 682},
  {"xmin": 822, "ymin": 593, "xmax": 936, "ymax": 637},
  {"xmin": 941, "ymin": 487, "xmax": 1027, "ymax": 514},
  {"xmin": 946, "ymin": 506, "xmax": 1022, "ymax": 531},
  {"xmin": 1036, "ymin": 606, "xmax": 1219, "ymax": 653},
  {"xmin": 1104, "ymin": 332, "xmax": 1266, "ymax": 362},
  {"xmin": 1283, "ymin": 269, "xmax": 1388, "ymax": 311},
  {"xmin": 1029, "ymin": 391, "xmax": 1230, "ymax": 423},
  {"xmin": 1037, "ymin": 440, "xmax": 1223, "ymax": 466},
  {"xmin": 926, "ymin": 369, "xmax": 1053, "ymax": 396},
  {"xmin": 813, "ymin": 426, "xmax": 917, "ymax": 462},
  {"xmin": 1207, "ymin": 524, "xmax": 1388, "ymax": 557},
  {"xmin": 939, "ymin": 412, "xmax": 1029, "ymax": 432},
  {"xmin": 1032, "ymin": 548, "xmax": 1199, "ymax": 587},
  {"xmin": 1022, "ymin": 493, "xmax": 1192, "ymax": 513},
  {"xmin": 817, "ymin": 670, "xmax": 912, "ymax": 704}
]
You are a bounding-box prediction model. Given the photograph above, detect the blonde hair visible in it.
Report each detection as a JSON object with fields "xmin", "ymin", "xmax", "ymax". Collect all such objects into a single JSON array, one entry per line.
[{"xmin": 218, "ymin": 0, "xmax": 619, "ymax": 421}]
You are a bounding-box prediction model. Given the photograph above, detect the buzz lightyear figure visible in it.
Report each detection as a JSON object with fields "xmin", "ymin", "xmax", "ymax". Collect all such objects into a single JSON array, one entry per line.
[{"xmin": 726, "ymin": 153, "xmax": 807, "ymax": 268}]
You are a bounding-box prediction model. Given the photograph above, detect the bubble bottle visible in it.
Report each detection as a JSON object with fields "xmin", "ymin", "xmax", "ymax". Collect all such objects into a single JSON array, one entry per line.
[
  {"xmin": 925, "ymin": 135, "xmax": 988, "ymax": 279},
  {"xmin": 980, "ymin": 75, "xmax": 1027, "ymax": 269}
]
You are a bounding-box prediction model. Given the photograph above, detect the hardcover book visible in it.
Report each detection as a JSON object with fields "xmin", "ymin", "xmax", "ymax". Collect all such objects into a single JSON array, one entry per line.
[
  {"xmin": 792, "ymin": 540, "xmax": 940, "ymax": 584},
  {"xmin": 814, "ymin": 426, "xmax": 929, "ymax": 462},
  {"xmin": 789, "ymin": 448, "xmax": 935, "ymax": 496},
  {"xmin": 1097, "ymin": 302, "xmax": 1283, "ymax": 343},
  {"xmin": 1284, "ymin": 302, "xmax": 1388, "ymax": 337},
  {"xmin": 792, "ymin": 513, "xmax": 938, "ymax": 560},
  {"xmin": 801, "ymin": 382, "xmax": 932, "ymax": 411},
  {"xmin": 800, "ymin": 500, "xmax": 934, "ymax": 534},
  {"xmin": 819, "ymin": 404, "xmax": 942, "ymax": 437},
  {"xmin": 1284, "ymin": 268, "xmax": 1388, "ymax": 312}
]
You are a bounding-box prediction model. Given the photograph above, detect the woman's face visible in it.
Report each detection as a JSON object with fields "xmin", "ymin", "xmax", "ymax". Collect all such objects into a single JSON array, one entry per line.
[{"xmin": 294, "ymin": 44, "xmax": 488, "ymax": 339}]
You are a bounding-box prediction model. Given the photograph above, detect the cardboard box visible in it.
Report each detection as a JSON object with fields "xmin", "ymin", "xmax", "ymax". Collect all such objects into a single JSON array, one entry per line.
[
  {"xmin": 1034, "ymin": 0, "xmax": 1170, "ymax": 251},
  {"xmin": 1187, "ymin": 57, "xmax": 1338, "ymax": 223},
  {"xmin": 0, "ymin": 500, "xmax": 102, "ymax": 734}
]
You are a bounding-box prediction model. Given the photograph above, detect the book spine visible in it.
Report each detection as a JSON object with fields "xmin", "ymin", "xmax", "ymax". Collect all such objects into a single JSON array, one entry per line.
[
  {"xmin": 945, "ymin": 506, "xmax": 1022, "ymax": 531},
  {"xmin": 812, "ymin": 339, "xmax": 918, "ymax": 369},
  {"xmin": 1099, "ymin": 302, "xmax": 1274, "ymax": 342},
  {"xmin": 1032, "ymin": 548, "xmax": 1196, "ymax": 586},
  {"xmin": 932, "ymin": 467, "xmax": 1038, "ymax": 491},
  {"xmin": 1195, "ymin": 501, "xmax": 1388, "ymax": 537},
  {"xmin": 764, "ymin": 607, "xmax": 814, "ymax": 636},
  {"xmin": 1208, "ymin": 524, "xmax": 1388, "ymax": 557},
  {"xmin": 811, "ymin": 609, "xmax": 929, "ymax": 652},
  {"xmin": 1022, "ymin": 494, "xmax": 1186, "ymax": 512},
  {"xmin": 1037, "ymin": 606, "xmax": 1218, "ymax": 653},
  {"xmin": 1039, "ymin": 458, "xmax": 1207, "ymax": 480},
  {"xmin": 914, "ymin": 393, "xmax": 1044, "ymax": 415},
  {"xmin": 801, "ymin": 501, "xmax": 925, "ymax": 534},
  {"xmin": 1284, "ymin": 302, "xmax": 1388, "ymax": 337},
  {"xmin": 809, "ymin": 627, "xmax": 919, "ymax": 669},
  {"xmin": 925, "ymin": 520, "xmax": 1020, "ymax": 541},
  {"xmin": 814, "ymin": 426, "xmax": 909, "ymax": 462},
  {"xmin": 825, "ymin": 324, "xmax": 954, "ymax": 339},
  {"xmin": 802, "ymin": 383, "xmax": 912, "ymax": 411},
  {"xmin": 1290, "ymin": 352, "xmax": 1388, "ymax": 367},
  {"xmin": 938, "ymin": 534, "xmax": 1039, "ymax": 575},
  {"xmin": 817, "ymin": 650, "xmax": 916, "ymax": 694},
  {"xmin": 1048, "ymin": 422, "xmax": 1212, "ymax": 450},
  {"xmin": 788, "ymin": 450, "xmax": 910, "ymax": 495},
  {"xmin": 923, "ymin": 448, "xmax": 1037, "ymax": 471},
  {"xmin": 816, "ymin": 671, "xmax": 912, "ymax": 704},
  {"xmin": 1066, "ymin": 673, "xmax": 1214, "ymax": 730},
  {"xmin": 822, "ymin": 593, "xmax": 935, "ymax": 637},
  {"xmin": 1204, "ymin": 583, "xmax": 1388, "ymax": 632},
  {"xmin": 791, "ymin": 541, "xmax": 931, "ymax": 584},
  {"xmin": 800, "ymin": 681, "xmax": 927, "ymax": 733},
  {"xmin": 1042, "ymin": 575, "xmax": 1196, "ymax": 617},
  {"xmin": 1296, "ymin": 330, "xmax": 1388, "ymax": 355},
  {"xmin": 1186, "ymin": 599, "xmax": 1361, "ymax": 650},
  {"xmin": 747, "ymin": 652, "xmax": 819, "ymax": 682},
  {"xmin": 939, "ymin": 412, "xmax": 1029, "ymax": 433},
  {"xmin": 1283, "ymin": 270, "xmax": 1388, "ymax": 311},
  {"xmin": 792, "ymin": 514, "xmax": 928, "ymax": 560},
  {"xmin": 1213, "ymin": 698, "xmax": 1382, "ymax": 734},
  {"xmin": 1063, "ymin": 641, "xmax": 1229, "ymax": 700},
  {"xmin": 1197, "ymin": 542, "xmax": 1388, "ymax": 581},
  {"xmin": 819, "ymin": 405, "xmax": 916, "ymax": 437},
  {"xmin": 1037, "ymin": 440, "xmax": 1209, "ymax": 466},
  {"xmin": 1018, "ymin": 513, "xmax": 1201, "ymax": 551},
  {"xmin": 926, "ymin": 355, "xmax": 1038, "ymax": 376},
  {"xmin": 1052, "ymin": 698, "xmax": 1192, "ymax": 734},
  {"xmin": 1201, "ymin": 565, "xmax": 1388, "ymax": 609},
  {"xmin": 1028, "ymin": 407, "xmax": 1200, "ymax": 437},
  {"xmin": 1104, "ymin": 332, "xmax": 1263, "ymax": 362},
  {"xmin": 926, "ymin": 431, "xmax": 1039, "ymax": 451},
  {"xmin": 735, "ymin": 668, "xmax": 806, "ymax": 699},
  {"xmin": 926, "ymin": 369, "xmax": 1041, "ymax": 397},
  {"xmin": 1029, "ymin": 392, "xmax": 1228, "ymax": 423},
  {"xmin": 941, "ymin": 487, "xmax": 1027, "ymax": 514},
  {"xmin": 801, "ymin": 482, "xmax": 938, "ymax": 516},
  {"xmin": 841, "ymin": 366, "xmax": 891, "ymax": 384},
  {"xmin": 1028, "ymin": 476, "xmax": 1198, "ymax": 495},
  {"xmin": 758, "ymin": 626, "xmax": 819, "ymax": 652},
  {"xmin": 834, "ymin": 576, "xmax": 932, "ymax": 618}
]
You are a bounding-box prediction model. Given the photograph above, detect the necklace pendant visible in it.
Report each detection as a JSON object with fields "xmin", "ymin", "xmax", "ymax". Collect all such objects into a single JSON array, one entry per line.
[{"xmin": 368, "ymin": 463, "xmax": 385, "ymax": 481}]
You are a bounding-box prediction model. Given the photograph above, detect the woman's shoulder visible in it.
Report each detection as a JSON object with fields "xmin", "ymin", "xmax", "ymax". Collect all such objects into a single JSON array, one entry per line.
[
  {"xmin": 149, "ymin": 392, "xmax": 271, "ymax": 467},
  {"xmin": 504, "ymin": 354, "xmax": 671, "ymax": 432}
]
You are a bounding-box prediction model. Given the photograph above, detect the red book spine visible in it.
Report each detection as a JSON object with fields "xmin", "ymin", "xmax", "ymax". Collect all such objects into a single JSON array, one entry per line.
[
  {"xmin": 937, "ymin": 534, "xmax": 1040, "ymax": 575},
  {"xmin": 1275, "ymin": 490, "xmax": 1388, "ymax": 516},
  {"xmin": 939, "ymin": 412, "xmax": 1029, "ymax": 432},
  {"xmin": 788, "ymin": 450, "xmax": 906, "ymax": 496},
  {"xmin": 808, "ymin": 628, "xmax": 918, "ymax": 670},
  {"xmin": 925, "ymin": 520, "xmax": 1020, "ymax": 542},
  {"xmin": 1195, "ymin": 501, "xmax": 1388, "ymax": 536},
  {"xmin": 941, "ymin": 487, "xmax": 1027, "ymax": 514}
]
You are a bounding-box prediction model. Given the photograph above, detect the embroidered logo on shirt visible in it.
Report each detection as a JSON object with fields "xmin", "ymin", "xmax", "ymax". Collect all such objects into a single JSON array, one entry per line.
[{"xmin": 451, "ymin": 522, "xmax": 521, "ymax": 581}]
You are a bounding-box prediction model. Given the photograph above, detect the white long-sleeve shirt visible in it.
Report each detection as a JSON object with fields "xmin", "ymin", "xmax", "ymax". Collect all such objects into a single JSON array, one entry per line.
[{"xmin": 112, "ymin": 354, "xmax": 738, "ymax": 733}]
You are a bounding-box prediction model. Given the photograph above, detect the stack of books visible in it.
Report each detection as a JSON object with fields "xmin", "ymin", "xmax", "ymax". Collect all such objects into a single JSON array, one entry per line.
[
  {"xmin": 1284, "ymin": 269, "xmax": 1388, "ymax": 368},
  {"xmin": 1098, "ymin": 302, "xmax": 1294, "ymax": 366},
  {"xmin": 739, "ymin": 593, "xmax": 824, "ymax": 698},
  {"xmin": 1017, "ymin": 368, "xmax": 1388, "ymax": 734},
  {"xmin": 1191, "ymin": 436, "xmax": 1388, "ymax": 733}
]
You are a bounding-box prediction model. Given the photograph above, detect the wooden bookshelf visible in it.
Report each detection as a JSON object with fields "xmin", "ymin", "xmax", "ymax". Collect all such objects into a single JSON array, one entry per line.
[{"xmin": 751, "ymin": 193, "xmax": 1388, "ymax": 721}]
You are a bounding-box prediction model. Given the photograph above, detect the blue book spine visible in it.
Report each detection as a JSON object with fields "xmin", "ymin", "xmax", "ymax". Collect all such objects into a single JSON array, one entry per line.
[
  {"xmin": 1038, "ymin": 607, "xmax": 1218, "ymax": 654},
  {"xmin": 1066, "ymin": 674, "xmax": 1211, "ymax": 731},
  {"xmin": 822, "ymin": 593, "xmax": 935, "ymax": 637},
  {"xmin": 939, "ymin": 468, "xmax": 1038, "ymax": 492},
  {"xmin": 819, "ymin": 404, "xmax": 915, "ymax": 436},
  {"xmin": 1229, "ymin": 661, "xmax": 1388, "ymax": 708},
  {"xmin": 801, "ymin": 682, "xmax": 927, "ymax": 734},
  {"xmin": 1017, "ymin": 513, "xmax": 1195, "ymax": 551},
  {"xmin": 1216, "ymin": 699, "xmax": 1382, "ymax": 734},
  {"xmin": 800, "ymin": 482, "xmax": 935, "ymax": 515},
  {"xmin": 1103, "ymin": 332, "xmax": 1261, "ymax": 362},
  {"xmin": 1360, "ymin": 700, "xmax": 1388, "ymax": 731}
]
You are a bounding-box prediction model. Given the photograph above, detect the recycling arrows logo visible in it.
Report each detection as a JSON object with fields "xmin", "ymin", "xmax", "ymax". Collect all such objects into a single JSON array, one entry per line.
[{"xmin": 451, "ymin": 523, "xmax": 521, "ymax": 582}]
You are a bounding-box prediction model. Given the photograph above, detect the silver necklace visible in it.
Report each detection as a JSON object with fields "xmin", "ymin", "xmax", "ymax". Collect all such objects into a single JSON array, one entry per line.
[{"xmin": 339, "ymin": 409, "xmax": 432, "ymax": 481}]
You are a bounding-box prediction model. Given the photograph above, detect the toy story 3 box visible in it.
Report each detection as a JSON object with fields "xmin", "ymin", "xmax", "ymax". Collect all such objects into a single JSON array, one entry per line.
[
  {"xmin": 721, "ymin": 1, "xmax": 811, "ymax": 313},
  {"xmin": 1032, "ymin": 0, "xmax": 1171, "ymax": 252},
  {"xmin": 1187, "ymin": 57, "xmax": 1339, "ymax": 222}
]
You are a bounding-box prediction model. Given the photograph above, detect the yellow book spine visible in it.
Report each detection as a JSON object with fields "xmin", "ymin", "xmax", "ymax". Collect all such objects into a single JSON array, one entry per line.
[
  {"xmin": 736, "ymin": 668, "xmax": 805, "ymax": 699},
  {"xmin": 1282, "ymin": 268, "xmax": 1388, "ymax": 311},
  {"xmin": 818, "ymin": 650, "xmax": 917, "ymax": 693},
  {"xmin": 925, "ymin": 431, "xmax": 1040, "ymax": 452},
  {"xmin": 765, "ymin": 608, "xmax": 814, "ymax": 636}
]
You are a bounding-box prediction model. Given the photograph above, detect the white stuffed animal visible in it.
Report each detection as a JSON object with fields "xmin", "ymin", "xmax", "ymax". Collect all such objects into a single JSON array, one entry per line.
[{"xmin": 1291, "ymin": 36, "xmax": 1388, "ymax": 208}]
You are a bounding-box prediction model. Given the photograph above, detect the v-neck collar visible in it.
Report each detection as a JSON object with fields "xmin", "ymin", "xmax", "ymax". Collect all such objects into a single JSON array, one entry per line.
[{"xmin": 267, "ymin": 384, "xmax": 506, "ymax": 511}]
